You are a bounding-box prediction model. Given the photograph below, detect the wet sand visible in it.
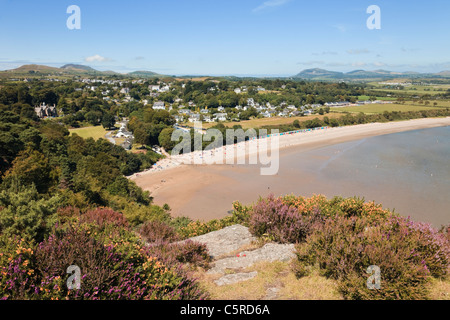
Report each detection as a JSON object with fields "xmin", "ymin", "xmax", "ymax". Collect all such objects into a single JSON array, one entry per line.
[{"xmin": 131, "ymin": 118, "xmax": 450, "ymax": 226}]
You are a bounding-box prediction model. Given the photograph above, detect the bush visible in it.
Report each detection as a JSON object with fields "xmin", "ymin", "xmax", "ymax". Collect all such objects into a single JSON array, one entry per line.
[
  {"xmin": 80, "ymin": 207, "xmax": 129, "ymax": 230},
  {"xmin": 0, "ymin": 186, "xmax": 60, "ymax": 243},
  {"xmin": 294, "ymin": 215, "xmax": 450, "ymax": 300},
  {"xmin": 145, "ymin": 240, "xmax": 211, "ymax": 270},
  {"xmin": 248, "ymin": 194, "xmax": 320, "ymax": 243},
  {"xmin": 139, "ymin": 220, "xmax": 180, "ymax": 244}
]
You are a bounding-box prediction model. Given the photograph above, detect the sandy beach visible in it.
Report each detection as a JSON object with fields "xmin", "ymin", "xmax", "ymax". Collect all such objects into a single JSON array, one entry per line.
[{"xmin": 130, "ymin": 117, "xmax": 450, "ymax": 223}]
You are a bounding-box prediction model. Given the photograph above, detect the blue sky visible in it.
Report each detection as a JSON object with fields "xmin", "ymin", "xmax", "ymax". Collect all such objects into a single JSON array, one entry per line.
[{"xmin": 0, "ymin": 0, "xmax": 449, "ymax": 76}]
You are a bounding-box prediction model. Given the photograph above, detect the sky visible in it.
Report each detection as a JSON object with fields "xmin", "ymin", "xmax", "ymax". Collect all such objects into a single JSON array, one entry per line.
[{"xmin": 0, "ymin": 0, "xmax": 449, "ymax": 76}]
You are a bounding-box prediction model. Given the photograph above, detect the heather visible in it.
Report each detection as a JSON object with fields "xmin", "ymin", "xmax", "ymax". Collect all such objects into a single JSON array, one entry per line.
[
  {"xmin": 231, "ymin": 194, "xmax": 450, "ymax": 300},
  {"xmin": 0, "ymin": 207, "xmax": 209, "ymax": 300}
]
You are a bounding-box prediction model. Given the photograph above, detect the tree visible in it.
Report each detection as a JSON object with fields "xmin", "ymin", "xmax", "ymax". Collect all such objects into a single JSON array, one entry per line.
[
  {"xmin": 158, "ymin": 128, "xmax": 176, "ymax": 151},
  {"xmin": 2, "ymin": 148, "xmax": 55, "ymax": 193},
  {"xmin": 101, "ymin": 113, "xmax": 116, "ymax": 130}
]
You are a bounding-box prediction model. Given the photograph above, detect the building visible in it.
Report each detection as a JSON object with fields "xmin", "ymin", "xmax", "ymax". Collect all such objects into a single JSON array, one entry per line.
[
  {"xmin": 213, "ymin": 113, "xmax": 228, "ymax": 122},
  {"xmin": 153, "ymin": 101, "xmax": 166, "ymax": 110},
  {"xmin": 35, "ymin": 103, "xmax": 57, "ymax": 118}
]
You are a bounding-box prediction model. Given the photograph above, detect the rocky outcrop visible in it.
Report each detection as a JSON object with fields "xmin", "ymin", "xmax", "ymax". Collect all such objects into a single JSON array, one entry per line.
[{"xmin": 188, "ymin": 225, "xmax": 296, "ymax": 286}]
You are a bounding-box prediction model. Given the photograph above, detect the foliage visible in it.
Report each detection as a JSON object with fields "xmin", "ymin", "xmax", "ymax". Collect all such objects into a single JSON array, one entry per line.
[
  {"xmin": 294, "ymin": 215, "xmax": 450, "ymax": 300},
  {"xmin": 0, "ymin": 186, "xmax": 60, "ymax": 243}
]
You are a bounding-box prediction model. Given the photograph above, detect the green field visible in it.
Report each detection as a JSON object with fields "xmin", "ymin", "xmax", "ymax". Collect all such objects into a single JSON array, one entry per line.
[
  {"xmin": 69, "ymin": 126, "xmax": 109, "ymax": 140},
  {"xmin": 358, "ymin": 95, "xmax": 397, "ymax": 101},
  {"xmin": 331, "ymin": 102, "xmax": 447, "ymax": 114},
  {"xmin": 194, "ymin": 113, "xmax": 343, "ymax": 130},
  {"xmin": 367, "ymin": 81, "xmax": 450, "ymax": 96}
]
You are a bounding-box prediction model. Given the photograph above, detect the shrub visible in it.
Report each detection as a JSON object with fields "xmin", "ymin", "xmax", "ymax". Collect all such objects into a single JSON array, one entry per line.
[
  {"xmin": 0, "ymin": 186, "xmax": 60, "ymax": 243},
  {"xmin": 34, "ymin": 227, "xmax": 145, "ymax": 300},
  {"xmin": 249, "ymin": 194, "xmax": 320, "ymax": 243},
  {"xmin": 139, "ymin": 220, "xmax": 180, "ymax": 244},
  {"xmin": 0, "ymin": 236, "xmax": 36, "ymax": 300},
  {"xmin": 294, "ymin": 215, "xmax": 450, "ymax": 300},
  {"xmin": 80, "ymin": 207, "xmax": 129, "ymax": 230},
  {"xmin": 145, "ymin": 240, "xmax": 211, "ymax": 270}
]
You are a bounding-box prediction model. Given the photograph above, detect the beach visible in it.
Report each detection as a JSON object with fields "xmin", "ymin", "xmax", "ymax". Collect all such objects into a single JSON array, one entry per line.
[{"xmin": 130, "ymin": 117, "xmax": 450, "ymax": 225}]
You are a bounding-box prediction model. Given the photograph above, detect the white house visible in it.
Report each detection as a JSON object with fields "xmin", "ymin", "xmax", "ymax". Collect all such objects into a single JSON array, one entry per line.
[
  {"xmin": 153, "ymin": 101, "xmax": 166, "ymax": 110},
  {"xmin": 214, "ymin": 113, "xmax": 227, "ymax": 122}
]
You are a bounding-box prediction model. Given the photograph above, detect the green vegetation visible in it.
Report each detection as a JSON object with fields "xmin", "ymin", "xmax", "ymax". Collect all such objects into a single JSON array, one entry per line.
[
  {"xmin": 1, "ymin": 73, "xmax": 449, "ymax": 300},
  {"xmin": 331, "ymin": 102, "xmax": 447, "ymax": 114},
  {"xmin": 69, "ymin": 126, "xmax": 110, "ymax": 140}
]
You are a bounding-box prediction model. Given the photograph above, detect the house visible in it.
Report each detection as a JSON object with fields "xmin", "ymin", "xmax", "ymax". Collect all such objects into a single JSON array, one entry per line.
[
  {"xmin": 188, "ymin": 113, "xmax": 201, "ymax": 123},
  {"xmin": 213, "ymin": 113, "xmax": 227, "ymax": 122},
  {"xmin": 120, "ymin": 88, "xmax": 130, "ymax": 94},
  {"xmin": 217, "ymin": 106, "xmax": 225, "ymax": 112},
  {"xmin": 179, "ymin": 109, "xmax": 192, "ymax": 116},
  {"xmin": 203, "ymin": 115, "xmax": 213, "ymax": 122},
  {"xmin": 153, "ymin": 101, "xmax": 166, "ymax": 110},
  {"xmin": 173, "ymin": 115, "xmax": 184, "ymax": 123},
  {"xmin": 121, "ymin": 140, "xmax": 132, "ymax": 151},
  {"xmin": 149, "ymin": 85, "xmax": 160, "ymax": 92},
  {"xmin": 234, "ymin": 88, "xmax": 242, "ymax": 94},
  {"xmin": 247, "ymin": 98, "xmax": 255, "ymax": 106},
  {"xmin": 35, "ymin": 103, "xmax": 57, "ymax": 118},
  {"xmin": 303, "ymin": 110, "xmax": 313, "ymax": 116}
]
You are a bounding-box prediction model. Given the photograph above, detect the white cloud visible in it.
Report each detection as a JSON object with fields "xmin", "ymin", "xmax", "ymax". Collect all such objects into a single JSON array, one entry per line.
[
  {"xmin": 84, "ymin": 54, "xmax": 110, "ymax": 63},
  {"xmin": 253, "ymin": 0, "xmax": 291, "ymax": 13}
]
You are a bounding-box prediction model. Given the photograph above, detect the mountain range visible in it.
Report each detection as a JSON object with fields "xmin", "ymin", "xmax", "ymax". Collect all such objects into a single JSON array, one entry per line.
[
  {"xmin": 293, "ymin": 68, "xmax": 450, "ymax": 80},
  {"xmin": 0, "ymin": 64, "xmax": 164, "ymax": 79},
  {"xmin": 1, "ymin": 64, "xmax": 450, "ymax": 81}
]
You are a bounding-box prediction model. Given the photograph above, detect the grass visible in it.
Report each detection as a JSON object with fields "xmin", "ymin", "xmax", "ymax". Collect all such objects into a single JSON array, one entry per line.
[
  {"xmin": 190, "ymin": 113, "xmax": 342, "ymax": 130},
  {"xmin": 427, "ymin": 275, "xmax": 450, "ymax": 300},
  {"xmin": 195, "ymin": 261, "xmax": 343, "ymax": 300},
  {"xmin": 331, "ymin": 102, "xmax": 447, "ymax": 114},
  {"xmin": 367, "ymin": 82, "xmax": 450, "ymax": 96},
  {"xmin": 358, "ymin": 95, "xmax": 397, "ymax": 101},
  {"xmin": 69, "ymin": 126, "xmax": 109, "ymax": 140}
]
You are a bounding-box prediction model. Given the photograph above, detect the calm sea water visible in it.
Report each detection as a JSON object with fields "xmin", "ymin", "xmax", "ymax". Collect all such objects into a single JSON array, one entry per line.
[
  {"xmin": 277, "ymin": 126, "xmax": 450, "ymax": 228},
  {"xmin": 178, "ymin": 126, "xmax": 449, "ymax": 227}
]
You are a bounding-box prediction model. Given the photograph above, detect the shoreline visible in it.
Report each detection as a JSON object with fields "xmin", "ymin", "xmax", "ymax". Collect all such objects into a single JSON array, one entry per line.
[
  {"xmin": 129, "ymin": 117, "xmax": 450, "ymax": 223},
  {"xmin": 129, "ymin": 117, "xmax": 450, "ymax": 180}
]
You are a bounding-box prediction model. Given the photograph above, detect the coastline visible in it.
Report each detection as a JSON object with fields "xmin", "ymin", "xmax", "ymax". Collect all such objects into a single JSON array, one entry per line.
[
  {"xmin": 130, "ymin": 117, "xmax": 450, "ymax": 222},
  {"xmin": 130, "ymin": 117, "xmax": 450, "ymax": 179}
]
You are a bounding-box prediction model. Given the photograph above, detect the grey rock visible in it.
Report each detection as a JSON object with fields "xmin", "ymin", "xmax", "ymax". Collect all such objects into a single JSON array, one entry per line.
[
  {"xmin": 207, "ymin": 242, "xmax": 296, "ymax": 275},
  {"xmin": 214, "ymin": 272, "xmax": 258, "ymax": 286},
  {"xmin": 189, "ymin": 225, "xmax": 257, "ymax": 259}
]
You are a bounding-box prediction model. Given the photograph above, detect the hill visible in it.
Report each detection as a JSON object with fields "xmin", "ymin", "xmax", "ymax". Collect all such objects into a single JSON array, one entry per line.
[
  {"xmin": 61, "ymin": 64, "xmax": 97, "ymax": 72},
  {"xmin": 128, "ymin": 70, "xmax": 161, "ymax": 78},
  {"xmin": 294, "ymin": 68, "xmax": 450, "ymax": 81}
]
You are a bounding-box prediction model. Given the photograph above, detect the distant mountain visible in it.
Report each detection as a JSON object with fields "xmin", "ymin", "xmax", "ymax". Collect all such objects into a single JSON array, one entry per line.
[
  {"xmin": 294, "ymin": 68, "xmax": 450, "ymax": 80},
  {"xmin": 61, "ymin": 64, "xmax": 97, "ymax": 72},
  {"xmin": 437, "ymin": 70, "xmax": 450, "ymax": 77},
  {"xmin": 295, "ymin": 68, "xmax": 344, "ymax": 79},
  {"xmin": 128, "ymin": 70, "xmax": 161, "ymax": 78},
  {"xmin": 6, "ymin": 64, "xmax": 63, "ymax": 74}
]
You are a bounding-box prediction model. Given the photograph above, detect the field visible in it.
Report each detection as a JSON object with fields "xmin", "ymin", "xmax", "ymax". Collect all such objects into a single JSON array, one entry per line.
[
  {"xmin": 197, "ymin": 113, "xmax": 343, "ymax": 130},
  {"xmin": 69, "ymin": 126, "xmax": 109, "ymax": 140},
  {"xmin": 367, "ymin": 81, "xmax": 450, "ymax": 96},
  {"xmin": 331, "ymin": 102, "xmax": 448, "ymax": 114}
]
